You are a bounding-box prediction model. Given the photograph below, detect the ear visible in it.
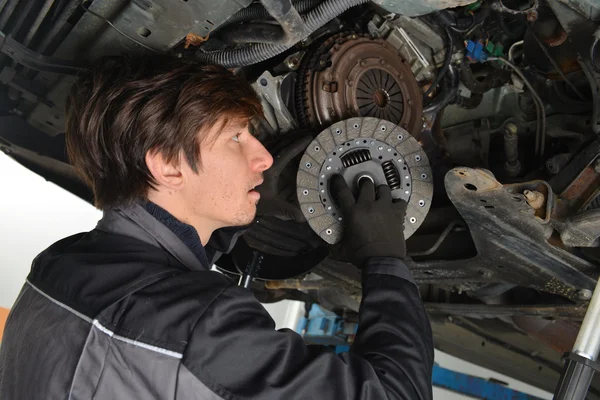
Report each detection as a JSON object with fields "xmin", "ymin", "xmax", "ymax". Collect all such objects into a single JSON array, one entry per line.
[{"xmin": 145, "ymin": 150, "xmax": 185, "ymax": 190}]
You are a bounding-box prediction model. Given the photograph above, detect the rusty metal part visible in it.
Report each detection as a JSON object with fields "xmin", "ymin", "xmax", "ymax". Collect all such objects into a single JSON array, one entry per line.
[
  {"xmin": 524, "ymin": 189, "xmax": 545, "ymax": 210},
  {"xmin": 513, "ymin": 316, "xmax": 580, "ymax": 353},
  {"xmin": 297, "ymin": 33, "xmax": 423, "ymax": 139},
  {"xmin": 544, "ymin": 28, "xmax": 568, "ymax": 47},
  {"xmin": 552, "ymin": 156, "xmax": 600, "ymax": 219},
  {"xmin": 184, "ymin": 32, "xmax": 209, "ymax": 49}
]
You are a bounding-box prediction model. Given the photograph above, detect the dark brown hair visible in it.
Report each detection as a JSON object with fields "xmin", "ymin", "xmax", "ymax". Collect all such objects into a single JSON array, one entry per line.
[{"xmin": 66, "ymin": 55, "xmax": 263, "ymax": 209}]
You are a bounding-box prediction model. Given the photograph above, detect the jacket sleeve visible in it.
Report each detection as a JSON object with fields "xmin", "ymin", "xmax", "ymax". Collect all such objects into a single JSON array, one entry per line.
[{"xmin": 181, "ymin": 257, "xmax": 433, "ymax": 400}]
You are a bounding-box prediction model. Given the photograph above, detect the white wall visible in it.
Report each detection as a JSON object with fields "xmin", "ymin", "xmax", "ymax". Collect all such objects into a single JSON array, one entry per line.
[{"xmin": 0, "ymin": 153, "xmax": 102, "ymax": 308}]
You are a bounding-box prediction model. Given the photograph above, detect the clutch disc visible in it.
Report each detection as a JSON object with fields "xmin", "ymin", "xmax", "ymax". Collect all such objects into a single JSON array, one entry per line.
[{"xmin": 297, "ymin": 117, "xmax": 433, "ymax": 244}]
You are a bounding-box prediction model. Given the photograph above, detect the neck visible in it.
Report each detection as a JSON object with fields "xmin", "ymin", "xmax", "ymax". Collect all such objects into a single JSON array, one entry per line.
[{"xmin": 146, "ymin": 192, "xmax": 218, "ymax": 245}]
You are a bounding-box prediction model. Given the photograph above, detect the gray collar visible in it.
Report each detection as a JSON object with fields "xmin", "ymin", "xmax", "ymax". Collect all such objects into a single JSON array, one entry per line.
[{"xmin": 96, "ymin": 204, "xmax": 207, "ymax": 272}]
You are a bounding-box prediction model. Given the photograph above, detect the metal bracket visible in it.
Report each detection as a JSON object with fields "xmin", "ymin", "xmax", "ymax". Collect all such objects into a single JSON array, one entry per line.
[
  {"xmin": 0, "ymin": 67, "xmax": 53, "ymax": 107},
  {"xmin": 252, "ymin": 71, "xmax": 297, "ymax": 134},
  {"xmin": 404, "ymin": 167, "xmax": 597, "ymax": 301},
  {"xmin": 0, "ymin": 32, "xmax": 88, "ymax": 75}
]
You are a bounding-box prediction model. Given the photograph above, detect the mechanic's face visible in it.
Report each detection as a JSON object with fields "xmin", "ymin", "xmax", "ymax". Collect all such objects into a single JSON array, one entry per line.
[{"xmin": 183, "ymin": 118, "xmax": 273, "ymax": 231}]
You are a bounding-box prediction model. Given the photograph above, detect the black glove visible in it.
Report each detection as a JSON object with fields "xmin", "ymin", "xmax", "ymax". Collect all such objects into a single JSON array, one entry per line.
[{"xmin": 330, "ymin": 175, "xmax": 407, "ymax": 268}]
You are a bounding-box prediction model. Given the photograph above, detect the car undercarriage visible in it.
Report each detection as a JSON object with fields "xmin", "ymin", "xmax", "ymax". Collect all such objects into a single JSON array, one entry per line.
[{"xmin": 1, "ymin": 0, "xmax": 599, "ymax": 395}]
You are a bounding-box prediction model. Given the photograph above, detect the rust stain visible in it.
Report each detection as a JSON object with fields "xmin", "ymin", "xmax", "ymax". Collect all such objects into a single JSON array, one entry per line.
[
  {"xmin": 554, "ymin": 165, "xmax": 600, "ymax": 218},
  {"xmin": 184, "ymin": 32, "xmax": 209, "ymax": 49},
  {"xmin": 513, "ymin": 316, "xmax": 579, "ymax": 353},
  {"xmin": 0, "ymin": 307, "xmax": 9, "ymax": 342}
]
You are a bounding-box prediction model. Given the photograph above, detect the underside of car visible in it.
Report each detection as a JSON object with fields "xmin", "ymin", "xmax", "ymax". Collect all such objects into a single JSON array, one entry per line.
[{"xmin": 1, "ymin": 0, "xmax": 599, "ymax": 394}]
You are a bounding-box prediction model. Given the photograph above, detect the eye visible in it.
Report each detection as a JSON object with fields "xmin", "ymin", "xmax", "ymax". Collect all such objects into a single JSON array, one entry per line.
[{"xmin": 231, "ymin": 133, "xmax": 241, "ymax": 143}]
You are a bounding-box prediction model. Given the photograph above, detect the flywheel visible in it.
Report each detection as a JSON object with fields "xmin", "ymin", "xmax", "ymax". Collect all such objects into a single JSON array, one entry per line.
[{"xmin": 297, "ymin": 117, "xmax": 433, "ymax": 244}]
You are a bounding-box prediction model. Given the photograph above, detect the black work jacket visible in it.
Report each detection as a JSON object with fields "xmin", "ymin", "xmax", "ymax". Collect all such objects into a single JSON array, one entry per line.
[{"xmin": 0, "ymin": 204, "xmax": 434, "ymax": 399}]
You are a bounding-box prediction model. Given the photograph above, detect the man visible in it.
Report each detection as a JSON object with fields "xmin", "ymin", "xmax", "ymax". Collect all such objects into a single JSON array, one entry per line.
[{"xmin": 0, "ymin": 55, "xmax": 433, "ymax": 399}]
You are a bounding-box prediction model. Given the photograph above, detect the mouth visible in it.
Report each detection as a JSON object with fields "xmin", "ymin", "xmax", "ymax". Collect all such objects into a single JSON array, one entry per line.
[{"xmin": 248, "ymin": 179, "xmax": 264, "ymax": 193}]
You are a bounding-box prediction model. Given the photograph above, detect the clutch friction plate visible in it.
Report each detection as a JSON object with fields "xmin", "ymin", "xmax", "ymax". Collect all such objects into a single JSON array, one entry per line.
[{"xmin": 297, "ymin": 117, "xmax": 433, "ymax": 244}]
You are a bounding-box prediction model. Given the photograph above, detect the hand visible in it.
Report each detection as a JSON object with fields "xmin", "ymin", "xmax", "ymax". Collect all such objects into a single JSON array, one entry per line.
[{"xmin": 330, "ymin": 175, "xmax": 407, "ymax": 268}]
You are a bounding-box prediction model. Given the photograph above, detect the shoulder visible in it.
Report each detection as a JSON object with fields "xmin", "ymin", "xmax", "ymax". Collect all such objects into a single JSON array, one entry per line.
[{"xmin": 97, "ymin": 270, "xmax": 237, "ymax": 354}]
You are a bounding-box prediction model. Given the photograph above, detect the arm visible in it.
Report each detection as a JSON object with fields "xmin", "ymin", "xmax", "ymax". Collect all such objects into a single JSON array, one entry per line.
[{"xmin": 179, "ymin": 258, "xmax": 432, "ymax": 400}]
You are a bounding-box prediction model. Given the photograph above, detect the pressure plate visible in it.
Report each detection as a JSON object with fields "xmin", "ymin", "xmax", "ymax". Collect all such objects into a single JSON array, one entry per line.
[
  {"xmin": 297, "ymin": 117, "xmax": 433, "ymax": 244},
  {"xmin": 296, "ymin": 33, "xmax": 424, "ymax": 139}
]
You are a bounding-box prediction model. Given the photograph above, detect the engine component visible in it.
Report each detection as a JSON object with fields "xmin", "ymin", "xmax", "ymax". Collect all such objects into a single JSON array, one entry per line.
[
  {"xmin": 367, "ymin": 15, "xmax": 443, "ymax": 83},
  {"xmin": 252, "ymin": 70, "xmax": 297, "ymax": 133},
  {"xmin": 296, "ymin": 33, "xmax": 424, "ymax": 139},
  {"xmin": 297, "ymin": 117, "xmax": 433, "ymax": 244},
  {"xmin": 503, "ymin": 122, "xmax": 521, "ymax": 177}
]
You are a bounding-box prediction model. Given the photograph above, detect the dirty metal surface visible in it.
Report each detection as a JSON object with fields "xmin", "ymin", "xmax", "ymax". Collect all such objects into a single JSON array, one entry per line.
[
  {"xmin": 402, "ymin": 167, "xmax": 597, "ymax": 301},
  {"xmin": 297, "ymin": 34, "xmax": 423, "ymax": 139},
  {"xmin": 297, "ymin": 117, "xmax": 433, "ymax": 244}
]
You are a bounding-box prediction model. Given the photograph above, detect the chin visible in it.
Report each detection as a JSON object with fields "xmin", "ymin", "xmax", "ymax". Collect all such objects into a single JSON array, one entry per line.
[{"xmin": 229, "ymin": 207, "xmax": 256, "ymax": 227}]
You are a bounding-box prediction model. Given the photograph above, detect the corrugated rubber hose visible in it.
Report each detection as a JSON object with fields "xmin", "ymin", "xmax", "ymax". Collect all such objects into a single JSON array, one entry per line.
[
  {"xmin": 223, "ymin": 0, "xmax": 323, "ymax": 26},
  {"xmin": 196, "ymin": 0, "xmax": 369, "ymax": 68}
]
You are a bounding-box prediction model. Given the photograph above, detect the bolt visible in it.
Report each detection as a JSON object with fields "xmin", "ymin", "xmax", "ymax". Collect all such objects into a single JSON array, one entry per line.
[
  {"xmin": 594, "ymin": 158, "xmax": 600, "ymax": 174},
  {"xmin": 527, "ymin": 9, "xmax": 538, "ymax": 22},
  {"xmin": 578, "ymin": 289, "xmax": 592, "ymax": 300},
  {"xmin": 505, "ymin": 122, "xmax": 518, "ymax": 136},
  {"xmin": 360, "ymin": 60, "xmax": 367, "ymax": 67},
  {"xmin": 523, "ymin": 190, "xmax": 545, "ymax": 210},
  {"xmin": 319, "ymin": 59, "xmax": 327, "ymax": 67}
]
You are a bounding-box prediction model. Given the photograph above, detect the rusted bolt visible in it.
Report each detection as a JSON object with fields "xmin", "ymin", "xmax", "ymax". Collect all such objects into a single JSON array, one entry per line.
[
  {"xmin": 527, "ymin": 10, "xmax": 538, "ymax": 22},
  {"xmin": 524, "ymin": 190, "xmax": 545, "ymax": 210},
  {"xmin": 577, "ymin": 289, "xmax": 592, "ymax": 300},
  {"xmin": 594, "ymin": 158, "xmax": 600, "ymax": 174},
  {"xmin": 379, "ymin": 59, "xmax": 386, "ymax": 65},
  {"xmin": 360, "ymin": 60, "xmax": 367, "ymax": 67}
]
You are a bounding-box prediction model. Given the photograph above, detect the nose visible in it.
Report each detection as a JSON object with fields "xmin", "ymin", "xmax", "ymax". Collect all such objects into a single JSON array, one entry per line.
[{"xmin": 248, "ymin": 135, "xmax": 274, "ymax": 172}]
